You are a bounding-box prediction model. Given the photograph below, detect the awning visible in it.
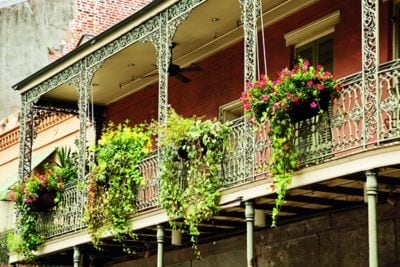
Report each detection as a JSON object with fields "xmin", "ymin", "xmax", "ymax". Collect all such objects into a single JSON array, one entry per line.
[{"xmin": 0, "ymin": 148, "xmax": 56, "ymax": 200}]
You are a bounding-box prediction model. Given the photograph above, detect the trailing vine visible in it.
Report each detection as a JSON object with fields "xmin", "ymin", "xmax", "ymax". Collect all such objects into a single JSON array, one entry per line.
[
  {"xmin": 153, "ymin": 109, "xmax": 231, "ymax": 255},
  {"xmin": 241, "ymin": 58, "xmax": 341, "ymax": 226},
  {"xmin": 84, "ymin": 122, "xmax": 152, "ymax": 251},
  {"xmin": 8, "ymin": 147, "xmax": 78, "ymax": 260}
]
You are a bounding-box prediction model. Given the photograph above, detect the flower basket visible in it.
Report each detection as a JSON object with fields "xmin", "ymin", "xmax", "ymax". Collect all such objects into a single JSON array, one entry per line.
[
  {"xmin": 289, "ymin": 89, "xmax": 331, "ymax": 122},
  {"xmin": 33, "ymin": 191, "xmax": 57, "ymax": 212},
  {"xmin": 241, "ymin": 58, "xmax": 341, "ymax": 225}
]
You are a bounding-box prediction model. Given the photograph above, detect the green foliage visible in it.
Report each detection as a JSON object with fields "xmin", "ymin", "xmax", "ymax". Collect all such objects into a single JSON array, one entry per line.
[
  {"xmin": 241, "ymin": 58, "xmax": 341, "ymax": 226},
  {"xmin": 54, "ymin": 146, "xmax": 78, "ymax": 182},
  {"xmin": 9, "ymin": 147, "xmax": 78, "ymax": 260},
  {"xmin": 153, "ymin": 109, "xmax": 231, "ymax": 255},
  {"xmin": 84, "ymin": 122, "xmax": 152, "ymax": 252}
]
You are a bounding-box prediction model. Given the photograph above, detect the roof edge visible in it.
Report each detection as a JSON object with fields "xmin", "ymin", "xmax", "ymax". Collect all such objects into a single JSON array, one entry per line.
[{"xmin": 12, "ymin": 0, "xmax": 165, "ymax": 92}]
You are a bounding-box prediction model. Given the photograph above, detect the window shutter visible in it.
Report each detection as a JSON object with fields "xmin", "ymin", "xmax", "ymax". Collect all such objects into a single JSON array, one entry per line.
[
  {"xmin": 317, "ymin": 38, "xmax": 334, "ymax": 73},
  {"xmin": 296, "ymin": 45, "xmax": 314, "ymax": 65}
]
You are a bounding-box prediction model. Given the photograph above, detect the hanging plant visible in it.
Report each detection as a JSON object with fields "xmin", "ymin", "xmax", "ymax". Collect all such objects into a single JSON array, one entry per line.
[
  {"xmin": 8, "ymin": 148, "xmax": 78, "ymax": 260},
  {"xmin": 84, "ymin": 122, "xmax": 152, "ymax": 252},
  {"xmin": 153, "ymin": 109, "xmax": 231, "ymax": 255},
  {"xmin": 241, "ymin": 58, "xmax": 341, "ymax": 226}
]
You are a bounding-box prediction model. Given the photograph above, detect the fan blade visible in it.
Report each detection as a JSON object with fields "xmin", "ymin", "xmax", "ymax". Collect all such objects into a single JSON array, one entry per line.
[
  {"xmin": 142, "ymin": 73, "xmax": 159, "ymax": 78},
  {"xmin": 174, "ymin": 73, "xmax": 190, "ymax": 83},
  {"xmin": 180, "ymin": 66, "xmax": 202, "ymax": 72}
]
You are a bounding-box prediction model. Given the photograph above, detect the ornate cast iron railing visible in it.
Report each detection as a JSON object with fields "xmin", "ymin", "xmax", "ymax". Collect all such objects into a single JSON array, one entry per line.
[
  {"xmin": 38, "ymin": 60, "xmax": 400, "ymax": 240},
  {"xmin": 37, "ymin": 181, "xmax": 87, "ymax": 238}
]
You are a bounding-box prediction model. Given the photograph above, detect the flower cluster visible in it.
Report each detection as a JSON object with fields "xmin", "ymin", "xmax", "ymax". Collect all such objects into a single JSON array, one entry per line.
[
  {"xmin": 10, "ymin": 169, "xmax": 63, "ymax": 205},
  {"xmin": 241, "ymin": 58, "xmax": 341, "ymax": 124},
  {"xmin": 240, "ymin": 59, "xmax": 341, "ymax": 226}
]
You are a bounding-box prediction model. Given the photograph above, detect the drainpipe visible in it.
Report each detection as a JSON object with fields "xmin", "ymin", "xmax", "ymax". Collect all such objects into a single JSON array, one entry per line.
[
  {"xmin": 73, "ymin": 246, "xmax": 80, "ymax": 267},
  {"xmin": 245, "ymin": 201, "xmax": 255, "ymax": 267},
  {"xmin": 157, "ymin": 225, "xmax": 164, "ymax": 267},
  {"xmin": 366, "ymin": 171, "xmax": 378, "ymax": 267}
]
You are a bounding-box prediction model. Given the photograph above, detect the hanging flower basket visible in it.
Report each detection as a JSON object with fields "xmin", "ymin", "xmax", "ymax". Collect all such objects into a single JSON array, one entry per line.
[
  {"xmin": 289, "ymin": 89, "xmax": 332, "ymax": 122},
  {"xmin": 241, "ymin": 58, "xmax": 342, "ymax": 225},
  {"xmin": 34, "ymin": 191, "xmax": 57, "ymax": 212}
]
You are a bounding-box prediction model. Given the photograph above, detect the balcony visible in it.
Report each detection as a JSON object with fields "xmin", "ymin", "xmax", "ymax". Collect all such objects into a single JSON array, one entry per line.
[{"xmin": 32, "ymin": 60, "xmax": 400, "ymax": 241}]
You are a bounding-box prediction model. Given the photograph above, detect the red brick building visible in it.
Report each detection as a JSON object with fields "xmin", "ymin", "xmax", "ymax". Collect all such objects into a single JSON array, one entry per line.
[{"xmin": 4, "ymin": 0, "xmax": 400, "ymax": 266}]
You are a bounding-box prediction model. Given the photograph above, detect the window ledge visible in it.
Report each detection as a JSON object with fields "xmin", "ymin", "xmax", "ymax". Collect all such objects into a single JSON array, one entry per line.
[{"xmin": 284, "ymin": 10, "xmax": 340, "ymax": 48}]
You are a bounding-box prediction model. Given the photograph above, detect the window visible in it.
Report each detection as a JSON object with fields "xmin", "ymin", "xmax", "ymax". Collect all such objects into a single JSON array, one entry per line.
[
  {"xmin": 219, "ymin": 99, "xmax": 243, "ymax": 122},
  {"xmin": 295, "ymin": 34, "xmax": 334, "ymax": 73},
  {"xmin": 284, "ymin": 10, "xmax": 339, "ymax": 72}
]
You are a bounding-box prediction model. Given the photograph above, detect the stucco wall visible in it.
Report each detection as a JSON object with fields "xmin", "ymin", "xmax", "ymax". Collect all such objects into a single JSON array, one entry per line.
[{"xmin": 0, "ymin": 0, "xmax": 76, "ymax": 118}]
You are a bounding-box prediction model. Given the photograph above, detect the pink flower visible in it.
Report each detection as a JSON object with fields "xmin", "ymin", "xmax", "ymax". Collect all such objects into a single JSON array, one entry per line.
[
  {"xmin": 316, "ymin": 84, "xmax": 325, "ymax": 91},
  {"xmin": 246, "ymin": 82, "xmax": 252, "ymax": 91},
  {"xmin": 323, "ymin": 71, "xmax": 331, "ymax": 77},
  {"xmin": 244, "ymin": 103, "xmax": 250, "ymax": 110},
  {"xmin": 273, "ymin": 79, "xmax": 281, "ymax": 85},
  {"xmin": 292, "ymin": 96, "xmax": 299, "ymax": 102},
  {"xmin": 247, "ymin": 116, "xmax": 254, "ymax": 124},
  {"xmin": 307, "ymin": 80, "xmax": 313, "ymax": 87},
  {"xmin": 25, "ymin": 198, "xmax": 32, "ymax": 203},
  {"xmin": 286, "ymin": 93, "xmax": 292, "ymax": 98},
  {"xmin": 261, "ymin": 95, "xmax": 268, "ymax": 102},
  {"xmin": 273, "ymin": 103, "xmax": 279, "ymax": 111},
  {"xmin": 310, "ymin": 101, "xmax": 318, "ymax": 109},
  {"xmin": 302, "ymin": 59, "xmax": 310, "ymax": 71}
]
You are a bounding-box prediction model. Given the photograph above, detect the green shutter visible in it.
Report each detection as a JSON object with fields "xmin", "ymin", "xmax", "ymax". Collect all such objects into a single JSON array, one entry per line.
[
  {"xmin": 296, "ymin": 44, "xmax": 315, "ymax": 65},
  {"xmin": 317, "ymin": 36, "xmax": 334, "ymax": 73}
]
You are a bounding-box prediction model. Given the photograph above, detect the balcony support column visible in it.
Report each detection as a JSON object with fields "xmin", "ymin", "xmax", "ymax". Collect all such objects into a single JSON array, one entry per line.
[
  {"xmin": 245, "ymin": 201, "xmax": 255, "ymax": 267},
  {"xmin": 157, "ymin": 225, "xmax": 165, "ymax": 267},
  {"xmin": 366, "ymin": 171, "xmax": 378, "ymax": 267},
  {"xmin": 17, "ymin": 93, "xmax": 34, "ymax": 180},
  {"xmin": 73, "ymin": 246, "xmax": 80, "ymax": 267},
  {"xmin": 361, "ymin": 0, "xmax": 380, "ymax": 146},
  {"xmin": 240, "ymin": 0, "xmax": 260, "ymax": 179},
  {"xmin": 76, "ymin": 66, "xmax": 89, "ymax": 181}
]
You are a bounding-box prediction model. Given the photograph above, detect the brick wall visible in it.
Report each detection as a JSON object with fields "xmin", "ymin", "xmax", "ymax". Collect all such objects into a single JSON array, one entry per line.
[
  {"xmin": 105, "ymin": 40, "xmax": 244, "ymax": 125},
  {"xmin": 105, "ymin": 0, "xmax": 392, "ymax": 125},
  {"xmin": 49, "ymin": 0, "xmax": 153, "ymax": 61}
]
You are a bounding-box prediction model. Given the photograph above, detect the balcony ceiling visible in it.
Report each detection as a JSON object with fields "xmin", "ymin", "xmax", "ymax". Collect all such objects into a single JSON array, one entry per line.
[{"xmin": 41, "ymin": 0, "xmax": 316, "ymax": 105}]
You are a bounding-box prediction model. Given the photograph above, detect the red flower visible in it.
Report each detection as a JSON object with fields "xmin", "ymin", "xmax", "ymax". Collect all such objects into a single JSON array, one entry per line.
[
  {"xmin": 316, "ymin": 84, "xmax": 325, "ymax": 91},
  {"xmin": 292, "ymin": 96, "xmax": 299, "ymax": 102},
  {"xmin": 336, "ymin": 85, "xmax": 342, "ymax": 91},
  {"xmin": 58, "ymin": 183, "xmax": 63, "ymax": 189},
  {"xmin": 286, "ymin": 93, "xmax": 292, "ymax": 98}
]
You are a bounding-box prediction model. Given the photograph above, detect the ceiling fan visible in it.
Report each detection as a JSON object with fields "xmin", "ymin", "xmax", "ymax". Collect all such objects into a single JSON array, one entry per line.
[{"xmin": 143, "ymin": 42, "xmax": 202, "ymax": 83}]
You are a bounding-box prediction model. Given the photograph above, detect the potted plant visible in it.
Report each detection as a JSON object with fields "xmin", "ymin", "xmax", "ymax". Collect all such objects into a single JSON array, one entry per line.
[
  {"xmin": 153, "ymin": 108, "xmax": 231, "ymax": 255},
  {"xmin": 8, "ymin": 147, "xmax": 78, "ymax": 260},
  {"xmin": 241, "ymin": 58, "xmax": 341, "ymax": 225},
  {"xmin": 8, "ymin": 167, "xmax": 64, "ymax": 260},
  {"xmin": 84, "ymin": 122, "xmax": 152, "ymax": 252}
]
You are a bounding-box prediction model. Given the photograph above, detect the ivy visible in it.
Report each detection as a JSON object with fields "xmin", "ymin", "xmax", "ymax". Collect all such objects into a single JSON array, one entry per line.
[
  {"xmin": 153, "ymin": 109, "xmax": 231, "ymax": 256},
  {"xmin": 84, "ymin": 122, "xmax": 152, "ymax": 252}
]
